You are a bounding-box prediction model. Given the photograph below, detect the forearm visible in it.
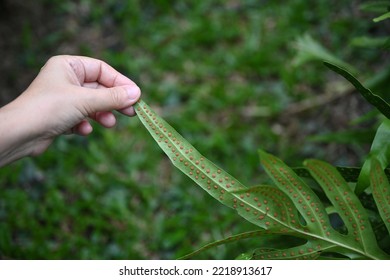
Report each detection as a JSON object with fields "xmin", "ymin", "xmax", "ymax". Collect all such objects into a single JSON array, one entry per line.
[{"xmin": 0, "ymin": 99, "xmax": 46, "ymax": 167}]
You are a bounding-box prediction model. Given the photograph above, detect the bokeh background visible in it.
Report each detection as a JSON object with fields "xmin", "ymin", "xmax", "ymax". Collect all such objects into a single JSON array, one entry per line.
[{"xmin": 0, "ymin": 0, "xmax": 389, "ymax": 259}]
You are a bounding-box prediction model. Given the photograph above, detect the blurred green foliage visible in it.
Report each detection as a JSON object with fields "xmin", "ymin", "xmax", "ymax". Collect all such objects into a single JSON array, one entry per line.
[{"xmin": 0, "ymin": 0, "xmax": 389, "ymax": 259}]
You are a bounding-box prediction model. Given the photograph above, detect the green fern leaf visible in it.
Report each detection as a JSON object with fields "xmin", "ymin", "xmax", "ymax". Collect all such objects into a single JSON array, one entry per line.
[
  {"xmin": 373, "ymin": 11, "xmax": 390, "ymax": 22},
  {"xmin": 135, "ymin": 100, "xmax": 389, "ymax": 259},
  {"xmin": 259, "ymin": 150, "xmax": 339, "ymax": 237},
  {"xmin": 135, "ymin": 100, "xmax": 247, "ymax": 199},
  {"xmin": 294, "ymin": 166, "xmax": 390, "ymax": 183},
  {"xmin": 179, "ymin": 230, "xmax": 284, "ymax": 260},
  {"xmin": 292, "ymin": 34, "xmax": 356, "ymax": 73},
  {"xmin": 258, "ymin": 150, "xmax": 387, "ymax": 259},
  {"xmin": 135, "ymin": 100, "xmax": 293, "ymax": 231},
  {"xmin": 357, "ymin": 119, "xmax": 390, "ymax": 194},
  {"xmin": 324, "ymin": 61, "xmax": 390, "ymax": 119},
  {"xmin": 251, "ymin": 239, "xmax": 332, "ymax": 260},
  {"xmin": 180, "ymin": 229, "xmax": 331, "ymax": 260},
  {"xmin": 370, "ymin": 158, "xmax": 390, "ymax": 234},
  {"xmin": 304, "ymin": 159, "xmax": 387, "ymax": 259}
]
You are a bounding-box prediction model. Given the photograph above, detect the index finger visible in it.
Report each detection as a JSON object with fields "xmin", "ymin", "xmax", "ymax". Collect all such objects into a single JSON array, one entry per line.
[{"xmin": 65, "ymin": 55, "xmax": 136, "ymax": 88}]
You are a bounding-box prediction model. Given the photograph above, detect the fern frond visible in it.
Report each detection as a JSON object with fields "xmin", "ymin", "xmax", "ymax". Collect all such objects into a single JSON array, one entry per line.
[{"xmin": 134, "ymin": 100, "xmax": 390, "ymax": 260}]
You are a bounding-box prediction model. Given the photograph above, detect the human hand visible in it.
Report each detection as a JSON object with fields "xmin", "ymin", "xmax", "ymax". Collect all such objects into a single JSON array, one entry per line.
[{"xmin": 0, "ymin": 55, "xmax": 141, "ymax": 166}]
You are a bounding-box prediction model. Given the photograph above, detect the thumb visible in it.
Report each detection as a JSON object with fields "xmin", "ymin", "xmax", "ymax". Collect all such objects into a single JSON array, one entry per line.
[{"xmin": 81, "ymin": 85, "xmax": 141, "ymax": 114}]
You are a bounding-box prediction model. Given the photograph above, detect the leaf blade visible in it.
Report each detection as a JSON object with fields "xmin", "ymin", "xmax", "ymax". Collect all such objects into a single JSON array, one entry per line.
[
  {"xmin": 135, "ymin": 99, "xmax": 246, "ymax": 195},
  {"xmin": 179, "ymin": 229, "xmax": 288, "ymax": 260},
  {"xmin": 135, "ymin": 100, "xmax": 296, "ymax": 231},
  {"xmin": 373, "ymin": 11, "xmax": 390, "ymax": 22},
  {"xmin": 259, "ymin": 150, "xmax": 333, "ymax": 237},
  {"xmin": 252, "ymin": 239, "xmax": 334, "ymax": 260},
  {"xmin": 370, "ymin": 158, "xmax": 390, "ymax": 234},
  {"xmin": 231, "ymin": 185, "xmax": 304, "ymax": 231},
  {"xmin": 292, "ymin": 166, "xmax": 390, "ymax": 183},
  {"xmin": 304, "ymin": 159, "xmax": 388, "ymax": 259},
  {"xmin": 357, "ymin": 119, "xmax": 390, "ymax": 194},
  {"xmin": 324, "ymin": 61, "xmax": 390, "ymax": 119},
  {"xmin": 292, "ymin": 34, "xmax": 356, "ymax": 73}
]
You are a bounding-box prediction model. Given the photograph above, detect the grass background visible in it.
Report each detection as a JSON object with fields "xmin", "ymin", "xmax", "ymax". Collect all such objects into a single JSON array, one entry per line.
[{"xmin": 0, "ymin": 0, "xmax": 389, "ymax": 259}]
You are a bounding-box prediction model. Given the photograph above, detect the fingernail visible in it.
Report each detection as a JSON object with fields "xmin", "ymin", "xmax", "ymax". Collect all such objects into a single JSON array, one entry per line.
[{"xmin": 126, "ymin": 86, "xmax": 141, "ymax": 101}]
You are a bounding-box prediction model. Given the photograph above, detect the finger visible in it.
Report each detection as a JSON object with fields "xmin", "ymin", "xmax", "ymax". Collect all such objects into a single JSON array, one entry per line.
[
  {"xmin": 82, "ymin": 82, "xmax": 138, "ymax": 116},
  {"xmin": 73, "ymin": 120, "xmax": 93, "ymax": 136},
  {"xmin": 95, "ymin": 112, "xmax": 117, "ymax": 128},
  {"xmin": 65, "ymin": 56, "xmax": 137, "ymax": 87},
  {"xmin": 79, "ymin": 84, "xmax": 141, "ymax": 115},
  {"xmin": 119, "ymin": 106, "xmax": 136, "ymax": 116},
  {"xmin": 82, "ymin": 81, "xmax": 101, "ymax": 89}
]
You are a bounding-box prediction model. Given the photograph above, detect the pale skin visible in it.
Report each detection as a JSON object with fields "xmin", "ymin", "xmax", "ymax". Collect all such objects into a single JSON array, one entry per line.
[{"xmin": 0, "ymin": 55, "xmax": 141, "ymax": 167}]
